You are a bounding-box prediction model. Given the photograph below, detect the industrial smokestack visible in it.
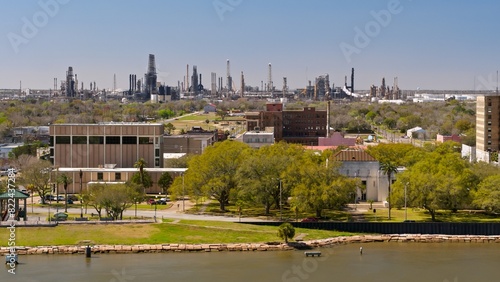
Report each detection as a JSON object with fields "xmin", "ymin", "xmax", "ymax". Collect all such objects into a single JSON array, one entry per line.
[
  {"xmin": 351, "ymin": 68, "xmax": 355, "ymax": 94},
  {"xmin": 241, "ymin": 71, "xmax": 245, "ymax": 97},
  {"xmin": 327, "ymin": 100, "xmax": 331, "ymax": 138},
  {"xmin": 268, "ymin": 63, "xmax": 272, "ymax": 93},
  {"xmin": 186, "ymin": 64, "xmax": 189, "ymax": 92},
  {"xmin": 282, "ymin": 77, "xmax": 287, "ymax": 98}
]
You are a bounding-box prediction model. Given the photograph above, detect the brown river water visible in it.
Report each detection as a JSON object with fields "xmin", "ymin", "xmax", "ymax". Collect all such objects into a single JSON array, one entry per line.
[{"xmin": 2, "ymin": 242, "xmax": 499, "ymax": 282}]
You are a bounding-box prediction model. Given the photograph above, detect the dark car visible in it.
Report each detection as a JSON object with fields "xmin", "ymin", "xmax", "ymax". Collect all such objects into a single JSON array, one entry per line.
[
  {"xmin": 301, "ymin": 217, "xmax": 319, "ymax": 222},
  {"xmin": 67, "ymin": 195, "xmax": 79, "ymax": 202},
  {"xmin": 156, "ymin": 199, "xmax": 167, "ymax": 205},
  {"xmin": 44, "ymin": 194, "xmax": 57, "ymax": 201}
]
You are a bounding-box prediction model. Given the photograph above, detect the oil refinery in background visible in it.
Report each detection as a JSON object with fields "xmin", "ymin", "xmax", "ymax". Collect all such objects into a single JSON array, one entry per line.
[{"xmin": 0, "ymin": 54, "xmax": 496, "ymax": 104}]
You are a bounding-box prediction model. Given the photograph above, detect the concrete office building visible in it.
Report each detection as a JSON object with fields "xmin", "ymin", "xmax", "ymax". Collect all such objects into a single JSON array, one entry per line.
[
  {"xmin": 50, "ymin": 123, "xmax": 164, "ymax": 168},
  {"xmin": 163, "ymin": 127, "xmax": 218, "ymax": 154},
  {"xmin": 49, "ymin": 123, "xmax": 169, "ymax": 193}
]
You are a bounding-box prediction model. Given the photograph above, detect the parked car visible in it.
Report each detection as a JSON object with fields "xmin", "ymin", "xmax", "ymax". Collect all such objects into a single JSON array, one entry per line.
[
  {"xmin": 18, "ymin": 186, "xmax": 29, "ymax": 194},
  {"xmin": 156, "ymin": 199, "xmax": 167, "ymax": 205},
  {"xmin": 56, "ymin": 195, "xmax": 65, "ymax": 201},
  {"xmin": 301, "ymin": 217, "xmax": 319, "ymax": 222},
  {"xmin": 147, "ymin": 198, "xmax": 156, "ymax": 205},
  {"xmin": 44, "ymin": 194, "xmax": 56, "ymax": 201},
  {"xmin": 66, "ymin": 199, "xmax": 73, "ymax": 204},
  {"xmin": 67, "ymin": 195, "xmax": 79, "ymax": 202},
  {"xmin": 53, "ymin": 212, "xmax": 68, "ymax": 221}
]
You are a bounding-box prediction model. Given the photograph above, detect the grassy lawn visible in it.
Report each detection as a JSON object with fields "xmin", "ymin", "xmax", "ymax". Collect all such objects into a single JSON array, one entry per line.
[
  {"xmin": 189, "ymin": 201, "xmax": 351, "ymax": 222},
  {"xmin": 0, "ymin": 220, "xmax": 356, "ymax": 247},
  {"xmin": 363, "ymin": 208, "xmax": 500, "ymax": 222},
  {"xmin": 168, "ymin": 112, "xmax": 245, "ymax": 134}
]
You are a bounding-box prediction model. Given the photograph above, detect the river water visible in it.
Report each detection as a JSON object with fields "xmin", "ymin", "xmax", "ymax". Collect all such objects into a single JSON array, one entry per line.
[{"xmin": 2, "ymin": 243, "xmax": 499, "ymax": 282}]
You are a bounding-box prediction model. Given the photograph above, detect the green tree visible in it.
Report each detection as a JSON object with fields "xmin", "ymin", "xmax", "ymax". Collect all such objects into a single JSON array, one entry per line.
[
  {"xmin": 133, "ymin": 158, "xmax": 150, "ymax": 194},
  {"xmin": 158, "ymin": 109, "xmax": 175, "ymax": 119},
  {"xmin": 101, "ymin": 184, "xmax": 139, "ymax": 220},
  {"xmin": 277, "ymin": 223, "xmax": 295, "ymax": 243},
  {"xmin": 290, "ymin": 152, "xmax": 357, "ymax": 218},
  {"xmin": 473, "ymin": 175, "xmax": 500, "ymax": 213},
  {"xmin": 57, "ymin": 174, "xmax": 72, "ymax": 212},
  {"xmin": 380, "ymin": 161, "xmax": 398, "ymax": 220},
  {"xmin": 173, "ymin": 141, "xmax": 250, "ymax": 211},
  {"xmin": 130, "ymin": 171, "xmax": 152, "ymax": 194},
  {"xmin": 393, "ymin": 144, "xmax": 474, "ymax": 221},
  {"xmin": 237, "ymin": 143, "xmax": 302, "ymax": 214},
  {"xmin": 216, "ymin": 109, "xmax": 228, "ymax": 121},
  {"xmin": 158, "ymin": 172, "xmax": 173, "ymax": 195},
  {"xmin": 8, "ymin": 142, "xmax": 45, "ymax": 159},
  {"xmin": 21, "ymin": 160, "xmax": 52, "ymax": 204},
  {"xmin": 82, "ymin": 183, "xmax": 105, "ymax": 218},
  {"xmin": 164, "ymin": 122, "xmax": 176, "ymax": 134}
]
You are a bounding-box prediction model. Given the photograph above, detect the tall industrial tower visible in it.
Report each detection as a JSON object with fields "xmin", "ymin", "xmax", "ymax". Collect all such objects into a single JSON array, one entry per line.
[
  {"xmin": 66, "ymin": 66, "xmax": 75, "ymax": 97},
  {"xmin": 282, "ymin": 77, "xmax": 287, "ymax": 98},
  {"xmin": 240, "ymin": 71, "xmax": 245, "ymax": 97},
  {"xmin": 186, "ymin": 64, "xmax": 189, "ymax": 92},
  {"xmin": 268, "ymin": 63, "xmax": 273, "ymax": 93},
  {"xmin": 144, "ymin": 54, "xmax": 158, "ymax": 97},
  {"xmin": 226, "ymin": 59, "xmax": 232, "ymax": 93},
  {"xmin": 191, "ymin": 65, "xmax": 199, "ymax": 94},
  {"xmin": 211, "ymin": 72, "xmax": 217, "ymax": 97}
]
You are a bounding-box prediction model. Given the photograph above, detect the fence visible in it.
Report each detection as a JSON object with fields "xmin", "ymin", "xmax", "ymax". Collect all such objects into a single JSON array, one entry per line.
[{"xmin": 241, "ymin": 222, "xmax": 500, "ymax": 235}]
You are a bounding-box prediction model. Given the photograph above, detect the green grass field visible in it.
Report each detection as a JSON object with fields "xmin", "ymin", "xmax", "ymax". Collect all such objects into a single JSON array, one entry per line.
[
  {"xmin": 0, "ymin": 220, "xmax": 355, "ymax": 247},
  {"xmin": 363, "ymin": 208, "xmax": 500, "ymax": 222}
]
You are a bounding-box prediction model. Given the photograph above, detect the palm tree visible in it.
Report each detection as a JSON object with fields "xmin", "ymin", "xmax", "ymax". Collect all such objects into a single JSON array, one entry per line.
[
  {"xmin": 134, "ymin": 158, "xmax": 148, "ymax": 195},
  {"xmin": 57, "ymin": 174, "xmax": 72, "ymax": 213},
  {"xmin": 380, "ymin": 161, "xmax": 398, "ymax": 220}
]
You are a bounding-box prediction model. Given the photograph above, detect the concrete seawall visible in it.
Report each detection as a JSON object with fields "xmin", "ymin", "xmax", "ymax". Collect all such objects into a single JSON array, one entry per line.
[{"xmin": 2, "ymin": 234, "xmax": 500, "ymax": 256}]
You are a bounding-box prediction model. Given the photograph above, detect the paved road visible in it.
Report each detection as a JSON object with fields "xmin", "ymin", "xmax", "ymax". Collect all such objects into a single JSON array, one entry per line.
[{"xmin": 24, "ymin": 197, "xmax": 265, "ymax": 223}]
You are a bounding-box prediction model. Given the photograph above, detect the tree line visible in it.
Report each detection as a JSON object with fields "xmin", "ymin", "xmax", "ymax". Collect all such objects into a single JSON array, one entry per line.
[
  {"xmin": 367, "ymin": 142, "xmax": 500, "ymax": 221},
  {"xmin": 168, "ymin": 140, "xmax": 500, "ymax": 221},
  {"xmin": 169, "ymin": 141, "xmax": 358, "ymax": 218}
]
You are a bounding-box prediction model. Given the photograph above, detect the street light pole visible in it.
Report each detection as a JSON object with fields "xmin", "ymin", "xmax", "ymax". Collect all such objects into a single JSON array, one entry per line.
[
  {"xmin": 404, "ymin": 182, "xmax": 409, "ymax": 221},
  {"xmin": 80, "ymin": 169, "xmax": 83, "ymax": 218},
  {"xmin": 182, "ymin": 173, "xmax": 185, "ymax": 212},
  {"xmin": 279, "ymin": 179, "xmax": 282, "ymax": 221},
  {"xmin": 154, "ymin": 195, "xmax": 158, "ymax": 222}
]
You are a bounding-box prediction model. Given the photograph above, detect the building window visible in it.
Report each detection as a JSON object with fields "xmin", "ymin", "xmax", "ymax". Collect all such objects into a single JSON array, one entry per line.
[
  {"xmin": 72, "ymin": 136, "xmax": 87, "ymax": 144},
  {"xmin": 49, "ymin": 136, "xmax": 54, "ymax": 146},
  {"xmin": 122, "ymin": 136, "xmax": 137, "ymax": 144},
  {"xmin": 89, "ymin": 136, "xmax": 104, "ymax": 144},
  {"xmin": 55, "ymin": 136, "xmax": 71, "ymax": 144},
  {"xmin": 155, "ymin": 149, "xmax": 160, "ymax": 157},
  {"xmin": 115, "ymin": 172, "xmax": 121, "ymax": 180},
  {"xmin": 97, "ymin": 172, "xmax": 103, "ymax": 180},
  {"xmin": 155, "ymin": 158, "xmax": 160, "ymax": 167},
  {"xmin": 139, "ymin": 137, "xmax": 153, "ymax": 144},
  {"xmin": 106, "ymin": 136, "xmax": 120, "ymax": 144}
]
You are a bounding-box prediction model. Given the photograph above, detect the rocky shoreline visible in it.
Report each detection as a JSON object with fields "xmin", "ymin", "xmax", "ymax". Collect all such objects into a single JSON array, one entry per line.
[{"xmin": 2, "ymin": 234, "xmax": 500, "ymax": 256}]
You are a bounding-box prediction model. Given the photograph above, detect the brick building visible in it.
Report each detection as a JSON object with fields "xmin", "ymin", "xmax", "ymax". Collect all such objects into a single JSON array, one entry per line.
[{"xmin": 246, "ymin": 103, "xmax": 327, "ymax": 145}]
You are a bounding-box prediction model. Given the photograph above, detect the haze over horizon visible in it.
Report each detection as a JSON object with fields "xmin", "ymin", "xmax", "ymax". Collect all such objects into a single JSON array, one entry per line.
[{"xmin": 1, "ymin": 0, "xmax": 499, "ymax": 91}]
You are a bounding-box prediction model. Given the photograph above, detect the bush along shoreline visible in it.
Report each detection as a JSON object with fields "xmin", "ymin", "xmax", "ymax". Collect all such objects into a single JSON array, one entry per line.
[{"xmin": 1, "ymin": 234, "xmax": 500, "ymax": 256}]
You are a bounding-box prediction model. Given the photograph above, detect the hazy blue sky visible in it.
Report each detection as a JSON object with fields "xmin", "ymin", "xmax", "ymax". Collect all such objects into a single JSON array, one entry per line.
[{"xmin": 1, "ymin": 0, "xmax": 499, "ymax": 91}]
